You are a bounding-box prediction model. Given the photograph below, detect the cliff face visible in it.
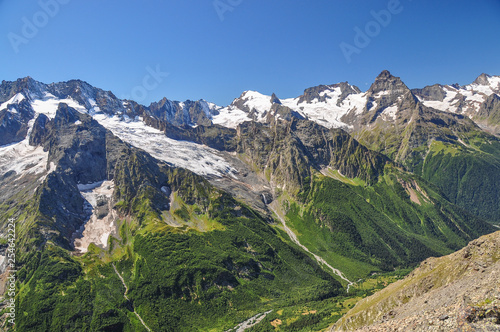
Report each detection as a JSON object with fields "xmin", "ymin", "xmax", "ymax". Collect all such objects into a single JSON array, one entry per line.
[{"xmin": 333, "ymin": 230, "xmax": 500, "ymax": 331}]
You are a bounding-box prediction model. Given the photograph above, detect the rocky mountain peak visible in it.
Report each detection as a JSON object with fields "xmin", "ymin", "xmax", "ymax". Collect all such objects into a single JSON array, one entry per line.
[
  {"xmin": 17, "ymin": 76, "xmax": 40, "ymax": 91},
  {"xmin": 49, "ymin": 79, "xmax": 93, "ymax": 98},
  {"xmin": 270, "ymin": 93, "xmax": 282, "ymax": 105},
  {"xmin": 267, "ymin": 103, "xmax": 305, "ymax": 124},
  {"xmin": 148, "ymin": 96, "xmax": 176, "ymax": 114},
  {"xmin": 0, "ymin": 97, "xmax": 35, "ymax": 146},
  {"xmin": 296, "ymin": 82, "xmax": 361, "ymax": 105},
  {"xmin": 20, "ymin": 76, "xmax": 36, "ymax": 86},
  {"xmin": 368, "ymin": 70, "xmax": 410, "ymax": 96},
  {"xmin": 53, "ymin": 102, "xmax": 81, "ymax": 126},
  {"xmin": 297, "ymin": 85, "xmax": 331, "ymax": 104},
  {"xmin": 411, "ymin": 84, "xmax": 447, "ymax": 102},
  {"xmin": 146, "ymin": 98, "xmax": 214, "ymax": 127},
  {"xmin": 0, "ymin": 76, "xmax": 47, "ymax": 103},
  {"xmin": 474, "ymin": 73, "xmax": 491, "ymax": 85},
  {"xmin": 361, "ymin": 71, "xmax": 419, "ymax": 124},
  {"xmin": 377, "ymin": 69, "xmax": 392, "ymax": 79},
  {"xmin": 337, "ymin": 81, "xmax": 362, "ymax": 94}
]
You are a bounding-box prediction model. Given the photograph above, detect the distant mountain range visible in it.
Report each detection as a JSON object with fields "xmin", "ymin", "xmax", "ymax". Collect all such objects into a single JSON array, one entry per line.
[{"xmin": 0, "ymin": 71, "xmax": 498, "ymax": 331}]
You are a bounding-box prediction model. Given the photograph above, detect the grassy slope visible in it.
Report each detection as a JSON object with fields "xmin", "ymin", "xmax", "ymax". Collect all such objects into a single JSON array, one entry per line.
[
  {"xmin": 245, "ymin": 269, "xmax": 412, "ymax": 332},
  {"xmin": 356, "ymin": 114, "xmax": 500, "ymax": 223},
  {"xmin": 334, "ymin": 229, "xmax": 500, "ymax": 331},
  {"xmin": 278, "ymin": 166, "xmax": 494, "ymax": 281},
  {"xmin": 4, "ymin": 115, "xmax": 498, "ymax": 331},
  {"xmin": 10, "ymin": 151, "xmax": 343, "ymax": 331},
  {"xmin": 419, "ymin": 139, "xmax": 500, "ymax": 222}
]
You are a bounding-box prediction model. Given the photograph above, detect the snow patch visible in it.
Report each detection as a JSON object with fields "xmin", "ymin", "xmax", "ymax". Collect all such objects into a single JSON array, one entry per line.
[
  {"xmin": 77, "ymin": 181, "xmax": 105, "ymax": 191},
  {"xmin": 465, "ymin": 76, "xmax": 500, "ymax": 96},
  {"xmin": 422, "ymin": 88, "xmax": 460, "ymax": 113},
  {"xmin": 212, "ymin": 106, "xmax": 252, "ymax": 128},
  {"xmin": 367, "ymin": 101, "xmax": 378, "ymax": 111},
  {"xmin": 213, "ymin": 90, "xmax": 277, "ymax": 127},
  {"xmin": 0, "ymin": 93, "xmax": 25, "ymax": 111},
  {"xmin": 73, "ymin": 180, "xmax": 116, "ymax": 253},
  {"xmin": 281, "ymin": 91, "xmax": 366, "ymax": 129},
  {"xmin": 0, "ymin": 120, "xmax": 49, "ymax": 177},
  {"xmin": 31, "ymin": 92, "xmax": 87, "ymax": 119},
  {"xmin": 372, "ymin": 90, "xmax": 390, "ymax": 98},
  {"xmin": 381, "ymin": 105, "xmax": 398, "ymax": 120}
]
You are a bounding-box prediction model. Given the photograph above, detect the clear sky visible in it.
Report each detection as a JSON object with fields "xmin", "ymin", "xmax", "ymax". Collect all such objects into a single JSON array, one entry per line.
[{"xmin": 1, "ymin": 0, "xmax": 500, "ymax": 106}]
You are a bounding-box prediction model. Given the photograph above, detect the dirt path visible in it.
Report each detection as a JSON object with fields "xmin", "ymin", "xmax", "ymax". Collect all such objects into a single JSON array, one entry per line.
[
  {"xmin": 269, "ymin": 204, "xmax": 354, "ymax": 292},
  {"xmin": 112, "ymin": 264, "xmax": 152, "ymax": 332}
]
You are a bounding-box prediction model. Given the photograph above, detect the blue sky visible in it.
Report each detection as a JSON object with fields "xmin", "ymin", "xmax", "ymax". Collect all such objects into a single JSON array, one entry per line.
[{"xmin": 1, "ymin": 0, "xmax": 500, "ymax": 106}]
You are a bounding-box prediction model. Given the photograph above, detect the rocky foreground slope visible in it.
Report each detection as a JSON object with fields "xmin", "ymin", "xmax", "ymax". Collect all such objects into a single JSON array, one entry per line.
[{"xmin": 333, "ymin": 230, "xmax": 500, "ymax": 331}]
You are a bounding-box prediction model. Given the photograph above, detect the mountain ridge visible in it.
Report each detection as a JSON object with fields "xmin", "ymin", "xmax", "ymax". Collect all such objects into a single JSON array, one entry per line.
[
  {"xmin": 0, "ymin": 72, "xmax": 499, "ymax": 331},
  {"xmin": 3, "ymin": 71, "xmax": 499, "ymax": 134}
]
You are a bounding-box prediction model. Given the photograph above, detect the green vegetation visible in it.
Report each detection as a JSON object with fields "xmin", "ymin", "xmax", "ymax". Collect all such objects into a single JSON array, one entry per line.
[
  {"xmin": 13, "ymin": 194, "xmax": 343, "ymax": 331},
  {"xmin": 420, "ymin": 139, "xmax": 500, "ymax": 222},
  {"xmin": 280, "ymin": 166, "xmax": 494, "ymax": 280},
  {"xmin": 3, "ymin": 110, "xmax": 498, "ymax": 331},
  {"xmin": 10, "ymin": 150, "xmax": 344, "ymax": 331},
  {"xmin": 355, "ymin": 111, "xmax": 500, "ymax": 223},
  {"xmin": 243, "ymin": 269, "xmax": 411, "ymax": 332},
  {"xmin": 334, "ymin": 228, "xmax": 500, "ymax": 330}
]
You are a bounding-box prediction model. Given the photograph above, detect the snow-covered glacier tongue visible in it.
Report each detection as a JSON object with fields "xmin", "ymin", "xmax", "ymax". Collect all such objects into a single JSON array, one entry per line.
[{"xmin": 93, "ymin": 113, "xmax": 239, "ymax": 179}]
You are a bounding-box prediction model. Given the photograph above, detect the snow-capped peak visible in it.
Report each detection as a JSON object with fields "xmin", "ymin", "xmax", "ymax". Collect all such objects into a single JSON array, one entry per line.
[
  {"xmin": 0, "ymin": 93, "xmax": 26, "ymax": 111},
  {"xmin": 211, "ymin": 91, "xmax": 275, "ymax": 128},
  {"xmin": 212, "ymin": 84, "xmax": 367, "ymax": 130},
  {"xmin": 236, "ymin": 90, "xmax": 274, "ymax": 113},
  {"xmin": 416, "ymin": 74, "xmax": 500, "ymax": 117},
  {"xmin": 465, "ymin": 74, "xmax": 500, "ymax": 96}
]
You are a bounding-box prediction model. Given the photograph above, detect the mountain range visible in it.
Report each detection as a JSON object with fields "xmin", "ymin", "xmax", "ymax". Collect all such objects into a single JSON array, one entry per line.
[{"xmin": 0, "ymin": 71, "xmax": 498, "ymax": 331}]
